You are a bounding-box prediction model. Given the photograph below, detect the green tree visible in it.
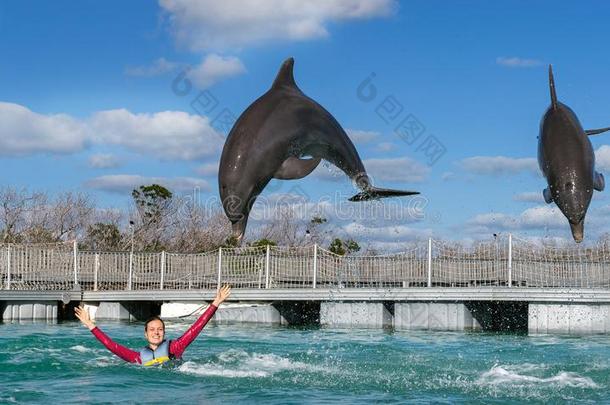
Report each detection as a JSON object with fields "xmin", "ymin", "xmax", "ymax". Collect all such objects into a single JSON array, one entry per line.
[
  {"xmin": 222, "ymin": 235, "xmax": 240, "ymax": 248},
  {"xmin": 131, "ymin": 184, "xmax": 173, "ymax": 251},
  {"xmin": 328, "ymin": 238, "xmax": 345, "ymax": 255},
  {"xmin": 345, "ymin": 239, "xmax": 361, "ymax": 254},
  {"xmin": 83, "ymin": 223, "xmax": 122, "ymax": 250},
  {"xmin": 328, "ymin": 238, "xmax": 360, "ymax": 256},
  {"xmin": 132, "ymin": 184, "xmax": 173, "ymax": 224},
  {"xmin": 306, "ymin": 216, "xmax": 328, "ymax": 243},
  {"xmin": 250, "ymin": 238, "xmax": 277, "ymax": 247},
  {"xmin": 24, "ymin": 225, "xmax": 57, "ymax": 243},
  {"xmin": 310, "ymin": 216, "xmax": 327, "ymax": 225}
]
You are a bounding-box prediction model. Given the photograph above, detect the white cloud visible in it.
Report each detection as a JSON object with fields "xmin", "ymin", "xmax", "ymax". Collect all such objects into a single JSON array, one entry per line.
[
  {"xmin": 85, "ymin": 174, "xmax": 210, "ymax": 194},
  {"xmin": 0, "ymin": 102, "xmax": 88, "ymax": 156},
  {"xmin": 159, "ymin": 0, "xmax": 397, "ymax": 51},
  {"xmin": 460, "ymin": 156, "xmax": 538, "ymax": 176},
  {"xmin": 347, "ymin": 129, "xmax": 380, "ymax": 144},
  {"xmin": 595, "ymin": 145, "xmax": 610, "ymax": 172},
  {"xmin": 125, "ymin": 58, "xmax": 179, "ymax": 77},
  {"xmin": 311, "ymin": 161, "xmax": 347, "ymax": 183},
  {"xmin": 88, "ymin": 154, "xmax": 121, "ymax": 169},
  {"xmin": 375, "ymin": 142, "xmax": 396, "ymax": 152},
  {"xmin": 312, "ymin": 156, "xmax": 429, "ymax": 184},
  {"xmin": 513, "ymin": 191, "xmax": 542, "ymax": 203},
  {"xmin": 441, "ymin": 171, "xmax": 454, "ymax": 181},
  {"xmin": 592, "ymin": 204, "xmax": 610, "ymax": 216},
  {"xmin": 364, "ymin": 157, "xmax": 430, "ymax": 183},
  {"xmin": 496, "ymin": 56, "xmax": 542, "ymax": 68},
  {"xmin": 465, "ymin": 205, "xmax": 565, "ymax": 233},
  {"xmin": 466, "ymin": 212, "xmax": 517, "ymax": 230},
  {"xmin": 90, "ymin": 109, "xmax": 223, "ymax": 160},
  {"xmin": 195, "ymin": 162, "xmax": 219, "ymax": 177},
  {"xmin": 519, "ymin": 205, "xmax": 565, "ymax": 228},
  {"xmin": 343, "ymin": 222, "xmax": 430, "ymax": 242},
  {"xmin": 0, "ymin": 102, "xmax": 224, "ymax": 160},
  {"xmin": 249, "ymin": 189, "xmax": 425, "ymax": 225},
  {"xmin": 246, "ymin": 191, "xmax": 429, "ymax": 251},
  {"xmin": 187, "ymin": 54, "xmax": 246, "ymax": 88}
]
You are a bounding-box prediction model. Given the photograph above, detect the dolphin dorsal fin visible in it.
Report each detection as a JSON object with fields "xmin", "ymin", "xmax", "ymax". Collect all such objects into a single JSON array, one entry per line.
[
  {"xmin": 549, "ymin": 65, "xmax": 558, "ymax": 110},
  {"xmin": 272, "ymin": 57, "xmax": 297, "ymax": 89}
]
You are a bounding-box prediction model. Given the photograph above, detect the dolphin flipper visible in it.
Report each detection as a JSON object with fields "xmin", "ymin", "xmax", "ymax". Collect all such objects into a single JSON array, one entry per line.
[
  {"xmin": 349, "ymin": 187, "xmax": 419, "ymax": 202},
  {"xmin": 543, "ymin": 188, "xmax": 553, "ymax": 204},
  {"xmin": 273, "ymin": 157, "xmax": 321, "ymax": 180},
  {"xmin": 586, "ymin": 127, "xmax": 610, "ymax": 136},
  {"xmin": 594, "ymin": 172, "xmax": 605, "ymax": 191}
]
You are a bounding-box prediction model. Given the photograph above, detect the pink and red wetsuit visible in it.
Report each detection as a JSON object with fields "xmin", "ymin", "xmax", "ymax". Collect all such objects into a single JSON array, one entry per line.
[{"xmin": 90, "ymin": 304, "xmax": 217, "ymax": 364}]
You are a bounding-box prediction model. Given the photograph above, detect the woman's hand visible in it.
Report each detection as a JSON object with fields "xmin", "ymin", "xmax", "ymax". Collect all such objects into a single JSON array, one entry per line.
[
  {"xmin": 212, "ymin": 285, "xmax": 231, "ymax": 307},
  {"xmin": 74, "ymin": 306, "xmax": 96, "ymax": 330}
]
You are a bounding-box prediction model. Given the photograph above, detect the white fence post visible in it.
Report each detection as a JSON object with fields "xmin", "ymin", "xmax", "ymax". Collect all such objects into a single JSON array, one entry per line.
[
  {"xmin": 258, "ymin": 262, "xmax": 263, "ymax": 289},
  {"xmin": 160, "ymin": 251, "xmax": 166, "ymax": 290},
  {"xmin": 217, "ymin": 248, "xmax": 222, "ymax": 291},
  {"xmin": 94, "ymin": 253, "xmax": 99, "ymax": 292},
  {"xmin": 264, "ymin": 245, "xmax": 270, "ymax": 289},
  {"xmin": 128, "ymin": 250, "xmax": 133, "ymax": 291},
  {"xmin": 508, "ymin": 233, "xmax": 512, "ymax": 288},
  {"xmin": 6, "ymin": 245, "xmax": 11, "ymax": 290},
  {"xmin": 312, "ymin": 244, "xmax": 318, "ymax": 289},
  {"xmin": 427, "ymin": 238, "xmax": 432, "ymax": 288},
  {"xmin": 73, "ymin": 240, "xmax": 79, "ymax": 287},
  {"xmin": 264, "ymin": 245, "xmax": 271, "ymax": 289}
]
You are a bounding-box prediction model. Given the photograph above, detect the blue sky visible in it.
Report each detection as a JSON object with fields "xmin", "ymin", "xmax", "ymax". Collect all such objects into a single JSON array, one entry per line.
[{"xmin": 2, "ymin": 0, "xmax": 610, "ymax": 248}]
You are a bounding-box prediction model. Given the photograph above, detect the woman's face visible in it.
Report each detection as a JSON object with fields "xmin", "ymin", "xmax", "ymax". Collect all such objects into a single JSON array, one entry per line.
[{"xmin": 144, "ymin": 319, "xmax": 165, "ymax": 346}]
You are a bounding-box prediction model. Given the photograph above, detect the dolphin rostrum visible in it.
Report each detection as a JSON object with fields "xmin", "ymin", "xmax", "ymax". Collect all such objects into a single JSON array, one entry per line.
[
  {"xmin": 538, "ymin": 65, "xmax": 610, "ymax": 242},
  {"xmin": 219, "ymin": 57, "xmax": 419, "ymax": 242}
]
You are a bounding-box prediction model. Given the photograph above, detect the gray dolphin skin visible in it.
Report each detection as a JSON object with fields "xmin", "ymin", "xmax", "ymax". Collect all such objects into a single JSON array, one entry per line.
[
  {"xmin": 538, "ymin": 65, "xmax": 610, "ymax": 242},
  {"xmin": 219, "ymin": 57, "xmax": 419, "ymax": 242}
]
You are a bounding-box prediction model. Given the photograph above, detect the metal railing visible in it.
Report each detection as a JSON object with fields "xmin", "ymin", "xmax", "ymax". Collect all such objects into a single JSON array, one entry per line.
[{"xmin": 1, "ymin": 234, "xmax": 610, "ymax": 291}]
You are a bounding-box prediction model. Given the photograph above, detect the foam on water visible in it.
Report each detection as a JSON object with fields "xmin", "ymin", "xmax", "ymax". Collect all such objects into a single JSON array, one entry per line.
[
  {"xmin": 0, "ymin": 391, "xmax": 18, "ymax": 404},
  {"xmin": 478, "ymin": 364, "xmax": 599, "ymax": 389},
  {"xmin": 70, "ymin": 345, "xmax": 92, "ymax": 353},
  {"xmin": 178, "ymin": 349, "xmax": 312, "ymax": 378}
]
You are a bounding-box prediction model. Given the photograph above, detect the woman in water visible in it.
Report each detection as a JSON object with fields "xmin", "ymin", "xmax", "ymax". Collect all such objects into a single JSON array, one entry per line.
[{"xmin": 75, "ymin": 285, "xmax": 231, "ymax": 366}]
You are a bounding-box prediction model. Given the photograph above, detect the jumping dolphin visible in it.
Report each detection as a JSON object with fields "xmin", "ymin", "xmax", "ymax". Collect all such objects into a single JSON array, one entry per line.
[
  {"xmin": 219, "ymin": 57, "xmax": 419, "ymax": 242},
  {"xmin": 538, "ymin": 65, "xmax": 610, "ymax": 242}
]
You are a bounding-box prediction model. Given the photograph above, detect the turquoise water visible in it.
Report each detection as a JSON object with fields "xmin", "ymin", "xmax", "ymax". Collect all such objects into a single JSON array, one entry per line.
[{"xmin": 1, "ymin": 321, "xmax": 609, "ymax": 404}]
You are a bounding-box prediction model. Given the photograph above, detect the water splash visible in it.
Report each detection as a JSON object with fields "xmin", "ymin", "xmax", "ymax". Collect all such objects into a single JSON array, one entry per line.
[{"xmin": 478, "ymin": 364, "xmax": 599, "ymax": 388}]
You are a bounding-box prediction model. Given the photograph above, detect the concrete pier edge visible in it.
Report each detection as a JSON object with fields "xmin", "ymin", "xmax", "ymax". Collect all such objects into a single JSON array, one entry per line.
[{"xmin": 2, "ymin": 291, "xmax": 610, "ymax": 334}]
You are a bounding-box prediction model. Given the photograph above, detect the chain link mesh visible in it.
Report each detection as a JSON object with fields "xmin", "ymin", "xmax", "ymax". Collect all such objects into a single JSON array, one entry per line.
[{"xmin": 4, "ymin": 237, "xmax": 610, "ymax": 291}]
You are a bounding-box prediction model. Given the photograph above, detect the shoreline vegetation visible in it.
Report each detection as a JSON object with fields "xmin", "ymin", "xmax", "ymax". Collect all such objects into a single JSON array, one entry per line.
[
  {"xmin": 0, "ymin": 184, "xmax": 362, "ymax": 255},
  {"xmin": 3, "ymin": 184, "xmax": 610, "ymax": 258}
]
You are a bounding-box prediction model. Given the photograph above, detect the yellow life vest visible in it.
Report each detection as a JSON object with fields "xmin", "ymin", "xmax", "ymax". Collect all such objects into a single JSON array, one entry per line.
[{"xmin": 140, "ymin": 340, "xmax": 172, "ymax": 367}]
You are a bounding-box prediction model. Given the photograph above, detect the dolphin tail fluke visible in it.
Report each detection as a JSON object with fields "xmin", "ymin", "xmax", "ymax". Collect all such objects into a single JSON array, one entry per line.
[
  {"xmin": 586, "ymin": 127, "xmax": 610, "ymax": 136},
  {"xmin": 348, "ymin": 187, "xmax": 419, "ymax": 202},
  {"xmin": 549, "ymin": 65, "xmax": 558, "ymax": 110}
]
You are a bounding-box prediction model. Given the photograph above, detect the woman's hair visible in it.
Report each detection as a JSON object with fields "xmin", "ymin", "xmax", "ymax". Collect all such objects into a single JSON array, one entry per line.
[{"xmin": 144, "ymin": 316, "xmax": 165, "ymax": 331}]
